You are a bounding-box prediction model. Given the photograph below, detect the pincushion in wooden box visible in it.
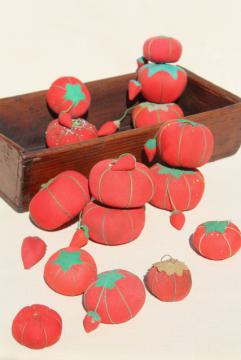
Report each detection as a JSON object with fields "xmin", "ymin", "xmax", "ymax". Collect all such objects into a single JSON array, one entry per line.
[{"xmin": 0, "ymin": 68, "xmax": 241, "ymax": 212}]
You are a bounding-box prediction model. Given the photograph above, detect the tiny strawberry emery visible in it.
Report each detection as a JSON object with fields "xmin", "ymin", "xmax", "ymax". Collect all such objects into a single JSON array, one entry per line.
[
  {"xmin": 83, "ymin": 311, "xmax": 101, "ymax": 333},
  {"xmin": 21, "ymin": 236, "xmax": 47, "ymax": 269},
  {"xmin": 111, "ymin": 153, "xmax": 136, "ymax": 171},
  {"xmin": 144, "ymin": 138, "xmax": 157, "ymax": 162},
  {"xmin": 58, "ymin": 112, "xmax": 73, "ymax": 128},
  {"xmin": 70, "ymin": 224, "xmax": 89, "ymax": 248}
]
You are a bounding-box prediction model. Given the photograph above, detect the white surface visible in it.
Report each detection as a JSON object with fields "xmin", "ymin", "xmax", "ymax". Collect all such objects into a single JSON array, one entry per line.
[{"xmin": 0, "ymin": 1, "xmax": 241, "ymax": 359}]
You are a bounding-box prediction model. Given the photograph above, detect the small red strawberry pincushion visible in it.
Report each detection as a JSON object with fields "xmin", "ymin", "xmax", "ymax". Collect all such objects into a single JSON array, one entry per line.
[
  {"xmin": 192, "ymin": 221, "xmax": 241, "ymax": 260},
  {"xmin": 83, "ymin": 269, "xmax": 146, "ymax": 332},
  {"xmin": 145, "ymin": 256, "xmax": 192, "ymax": 301},
  {"xmin": 89, "ymin": 153, "xmax": 154, "ymax": 208},
  {"xmin": 44, "ymin": 247, "xmax": 97, "ymax": 296},
  {"xmin": 12, "ymin": 304, "xmax": 62, "ymax": 349},
  {"xmin": 29, "ymin": 170, "xmax": 90, "ymax": 230},
  {"xmin": 81, "ymin": 201, "xmax": 145, "ymax": 245}
]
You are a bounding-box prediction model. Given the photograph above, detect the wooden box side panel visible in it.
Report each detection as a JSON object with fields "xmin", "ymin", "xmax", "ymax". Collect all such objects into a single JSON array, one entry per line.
[
  {"xmin": 20, "ymin": 102, "xmax": 241, "ymax": 211},
  {"xmin": 0, "ymin": 135, "xmax": 23, "ymax": 210}
]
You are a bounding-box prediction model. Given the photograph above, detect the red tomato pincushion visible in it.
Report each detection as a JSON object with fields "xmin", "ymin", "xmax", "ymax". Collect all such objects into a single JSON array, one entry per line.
[
  {"xmin": 81, "ymin": 201, "xmax": 145, "ymax": 245},
  {"xmin": 132, "ymin": 102, "xmax": 183, "ymax": 128},
  {"xmin": 83, "ymin": 269, "xmax": 146, "ymax": 332},
  {"xmin": 45, "ymin": 118, "xmax": 97, "ymax": 148},
  {"xmin": 192, "ymin": 221, "xmax": 241, "ymax": 260},
  {"xmin": 44, "ymin": 247, "xmax": 97, "ymax": 296},
  {"xmin": 150, "ymin": 163, "xmax": 204, "ymax": 229},
  {"xmin": 47, "ymin": 76, "xmax": 90, "ymax": 118},
  {"xmin": 145, "ymin": 256, "xmax": 192, "ymax": 301},
  {"xmin": 12, "ymin": 304, "xmax": 62, "ymax": 349},
  {"xmin": 29, "ymin": 170, "xmax": 90, "ymax": 230},
  {"xmin": 143, "ymin": 36, "xmax": 182, "ymax": 63},
  {"xmin": 128, "ymin": 63, "xmax": 187, "ymax": 103},
  {"xmin": 157, "ymin": 119, "xmax": 214, "ymax": 168},
  {"xmin": 89, "ymin": 154, "xmax": 154, "ymax": 208}
]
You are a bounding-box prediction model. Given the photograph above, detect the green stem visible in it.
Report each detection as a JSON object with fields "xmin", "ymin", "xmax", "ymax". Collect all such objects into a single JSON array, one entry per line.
[{"xmin": 116, "ymin": 104, "xmax": 140, "ymax": 123}]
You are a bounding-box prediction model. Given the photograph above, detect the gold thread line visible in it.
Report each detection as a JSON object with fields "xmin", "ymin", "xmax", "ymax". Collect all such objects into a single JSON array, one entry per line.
[
  {"xmin": 104, "ymin": 288, "xmax": 115, "ymax": 324},
  {"xmin": 226, "ymin": 226, "xmax": 240, "ymax": 236},
  {"xmin": 46, "ymin": 188, "xmax": 73, "ymax": 219},
  {"xmin": 82, "ymin": 203, "xmax": 99, "ymax": 223},
  {"xmin": 133, "ymin": 107, "xmax": 144, "ymax": 127},
  {"xmin": 172, "ymin": 274, "xmax": 177, "ymax": 301},
  {"xmin": 223, "ymin": 233, "xmax": 232, "ymax": 257},
  {"xmin": 115, "ymin": 285, "xmax": 133, "ymax": 319},
  {"xmin": 126, "ymin": 211, "xmax": 135, "ymax": 242},
  {"xmin": 98, "ymin": 167, "xmax": 112, "ymax": 203},
  {"xmin": 198, "ymin": 233, "xmax": 206, "ymax": 255},
  {"xmin": 101, "ymin": 209, "xmax": 108, "ymax": 245},
  {"xmin": 65, "ymin": 175, "xmax": 88, "ymax": 201},
  {"xmin": 126, "ymin": 171, "xmax": 133, "ymax": 208},
  {"xmin": 177, "ymin": 124, "xmax": 186, "ymax": 166},
  {"xmin": 198, "ymin": 125, "xmax": 207, "ymax": 166},
  {"xmin": 135, "ymin": 167, "xmax": 155, "ymax": 202},
  {"xmin": 182, "ymin": 174, "xmax": 192, "ymax": 210}
]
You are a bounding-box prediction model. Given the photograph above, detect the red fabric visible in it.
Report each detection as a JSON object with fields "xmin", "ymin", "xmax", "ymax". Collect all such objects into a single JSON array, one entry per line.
[
  {"xmin": 145, "ymin": 266, "xmax": 192, "ymax": 301},
  {"xmin": 89, "ymin": 158, "xmax": 154, "ymax": 208},
  {"xmin": 97, "ymin": 121, "xmax": 118, "ymax": 136},
  {"xmin": 12, "ymin": 304, "xmax": 62, "ymax": 349},
  {"xmin": 157, "ymin": 119, "xmax": 214, "ymax": 168},
  {"xmin": 83, "ymin": 269, "xmax": 146, "ymax": 324},
  {"xmin": 143, "ymin": 36, "xmax": 182, "ymax": 63},
  {"xmin": 81, "ymin": 201, "xmax": 145, "ymax": 245},
  {"xmin": 192, "ymin": 223, "xmax": 241, "ymax": 260},
  {"xmin": 150, "ymin": 163, "xmax": 205, "ymax": 211},
  {"xmin": 170, "ymin": 211, "xmax": 185, "ymax": 230},
  {"xmin": 46, "ymin": 119, "xmax": 97, "ymax": 148},
  {"xmin": 29, "ymin": 170, "xmax": 90, "ymax": 230},
  {"xmin": 137, "ymin": 66, "xmax": 187, "ymax": 103},
  {"xmin": 21, "ymin": 236, "xmax": 46, "ymax": 269},
  {"xmin": 46, "ymin": 77, "xmax": 90, "ymax": 117},
  {"xmin": 70, "ymin": 229, "xmax": 88, "ymax": 248},
  {"xmin": 132, "ymin": 103, "xmax": 184, "ymax": 128},
  {"xmin": 44, "ymin": 247, "xmax": 97, "ymax": 296}
]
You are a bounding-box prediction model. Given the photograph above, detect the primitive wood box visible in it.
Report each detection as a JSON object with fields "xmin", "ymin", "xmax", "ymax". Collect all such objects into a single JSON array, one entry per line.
[{"xmin": 0, "ymin": 69, "xmax": 241, "ymax": 212}]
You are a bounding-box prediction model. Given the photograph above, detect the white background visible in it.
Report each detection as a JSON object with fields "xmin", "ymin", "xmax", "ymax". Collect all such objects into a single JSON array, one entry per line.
[{"xmin": 0, "ymin": 0, "xmax": 240, "ymax": 359}]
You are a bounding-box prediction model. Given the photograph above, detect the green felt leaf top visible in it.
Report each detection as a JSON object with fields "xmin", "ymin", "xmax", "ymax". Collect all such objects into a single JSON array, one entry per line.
[
  {"xmin": 139, "ymin": 102, "xmax": 171, "ymax": 112},
  {"xmin": 64, "ymin": 83, "xmax": 85, "ymax": 107},
  {"xmin": 54, "ymin": 249, "xmax": 83, "ymax": 272},
  {"xmin": 95, "ymin": 270, "xmax": 125, "ymax": 289},
  {"xmin": 87, "ymin": 311, "xmax": 101, "ymax": 322},
  {"xmin": 145, "ymin": 138, "xmax": 157, "ymax": 150},
  {"xmin": 79, "ymin": 224, "xmax": 89, "ymax": 238},
  {"xmin": 203, "ymin": 221, "xmax": 229, "ymax": 234},
  {"xmin": 178, "ymin": 119, "xmax": 198, "ymax": 127},
  {"xmin": 144, "ymin": 63, "xmax": 185, "ymax": 79},
  {"xmin": 157, "ymin": 163, "xmax": 195, "ymax": 178}
]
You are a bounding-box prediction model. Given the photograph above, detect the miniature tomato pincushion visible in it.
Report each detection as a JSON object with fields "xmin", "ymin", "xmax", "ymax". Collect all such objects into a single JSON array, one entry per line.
[
  {"xmin": 129, "ymin": 63, "xmax": 187, "ymax": 103},
  {"xmin": 45, "ymin": 118, "xmax": 97, "ymax": 148},
  {"xmin": 83, "ymin": 269, "xmax": 146, "ymax": 332},
  {"xmin": 81, "ymin": 201, "xmax": 145, "ymax": 245},
  {"xmin": 12, "ymin": 304, "xmax": 62, "ymax": 349},
  {"xmin": 143, "ymin": 36, "xmax": 182, "ymax": 63},
  {"xmin": 89, "ymin": 154, "xmax": 154, "ymax": 208},
  {"xmin": 145, "ymin": 256, "xmax": 192, "ymax": 301},
  {"xmin": 150, "ymin": 163, "xmax": 205, "ymax": 229},
  {"xmin": 29, "ymin": 170, "xmax": 90, "ymax": 230},
  {"xmin": 192, "ymin": 221, "xmax": 241, "ymax": 260},
  {"xmin": 132, "ymin": 102, "xmax": 184, "ymax": 128},
  {"xmin": 47, "ymin": 76, "xmax": 90, "ymax": 118},
  {"xmin": 44, "ymin": 247, "xmax": 97, "ymax": 296},
  {"xmin": 157, "ymin": 119, "xmax": 214, "ymax": 168}
]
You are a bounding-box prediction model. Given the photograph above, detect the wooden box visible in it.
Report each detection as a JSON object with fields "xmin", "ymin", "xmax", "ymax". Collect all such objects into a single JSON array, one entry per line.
[{"xmin": 0, "ymin": 69, "xmax": 241, "ymax": 212}]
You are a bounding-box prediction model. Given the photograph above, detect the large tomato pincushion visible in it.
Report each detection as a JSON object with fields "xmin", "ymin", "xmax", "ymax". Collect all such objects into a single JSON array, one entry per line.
[
  {"xmin": 44, "ymin": 247, "xmax": 97, "ymax": 296},
  {"xmin": 47, "ymin": 76, "xmax": 90, "ymax": 118},
  {"xmin": 145, "ymin": 256, "xmax": 192, "ymax": 302},
  {"xmin": 45, "ymin": 118, "xmax": 97, "ymax": 147},
  {"xmin": 89, "ymin": 154, "xmax": 154, "ymax": 208},
  {"xmin": 128, "ymin": 63, "xmax": 187, "ymax": 103},
  {"xmin": 157, "ymin": 119, "xmax": 214, "ymax": 168},
  {"xmin": 12, "ymin": 304, "xmax": 62, "ymax": 349},
  {"xmin": 81, "ymin": 201, "xmax": 145, "ymax": 245},
  {"xmin": 29, "ymin": 170, "xmax": 90, "ymax": 230},
  {"xmin": 132, "ymin": 102, "xmax": 183, "ymax": 128},
  {"xmin": 150, "ymin": 163, "xmax": 205, "ymax": 229},
  {"xmin": 192, "ymin": 221, "xmax": 241, "ymax": 260},
  {"xmin": 143, "ymin": 36, "xmax": 182, "ymax": 63},
  {"xmin": 83, "ymin": 269, "xmax": 146, "ymax": 332}
]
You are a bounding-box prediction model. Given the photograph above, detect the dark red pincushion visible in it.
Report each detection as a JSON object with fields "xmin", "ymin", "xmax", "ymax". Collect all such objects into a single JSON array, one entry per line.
[
  {"xmin": 157, "ymin": 119, "xmax": 214, "ymax": 168},
  {"xmin": 143, "ymin": 36, "xmax": 182, "ymax": 63},
  {"xmin": 12, "ymin": 304, "xmax": 62, "ymax": 349},
  {"xmin": 45, "ymin": 119, "xmax": 97, "ymax": 148},
  {"xmin": 81, "ymin": 201, "xmax": 145, "ymax": 245},
  {"xmin": 29, "ymin": 170, "xmax": 90, "ymax": 230},
  {"xmin": 132, "ymin": 102, "xmax": 183, "ymax": 128},
  {"xmin": 150, "ymin": 163, "xmax": 205, "ymax": 211},
  {"xmin": 89, "ymin": 155, "xmax": 154, "ymax": 208},
  {"xmin": 46, "ymin": 76, "xmax": 90, "ymax": 118},
  {"xmin": 44, "ymin": 247, "xmax": 97, "ymax": 296}
]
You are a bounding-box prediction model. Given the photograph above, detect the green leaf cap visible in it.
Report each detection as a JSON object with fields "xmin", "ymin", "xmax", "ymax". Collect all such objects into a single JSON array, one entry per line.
[
  {"xmin": 64, "ymin": 83, "xmax": 86, "ymax": 107},
  {"xmin": 178, "ymin": 119, "xmax": 198, "ymax": 126},
  {"xmin": 87, "ymin": 311, "xmax": 101, "ymax": 322},
  {"xmin": 139, "ymin": 102, "xmax": 172, "ymax": 112},
  {"xmin": 144, "ymin": 63, "xmax": 185, "ymax": 79},
  {"xmin": 95, "ymin": 270, "xmax": 125, "ymax": 289},
  {"xmin": 145, "ymin": 138, "xmax": 157, "ymax": 150},
  {"xmin": 53, "ymin": 249, "xmax": 83, "ymax": 272},
  {"xmin": 78, "ymin": 224, "xmax": 89, "ymax": 238},
  {"xmin": 157, "ymin": 163, "xmax": 196, "ymax": 178},
  {"xmin": 203, "ymin": 221, "xmax": 229, "ymax": 234},
  {"xmin": 153, "ymin": 258, "xmax": 188, "ymax": 276}
]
